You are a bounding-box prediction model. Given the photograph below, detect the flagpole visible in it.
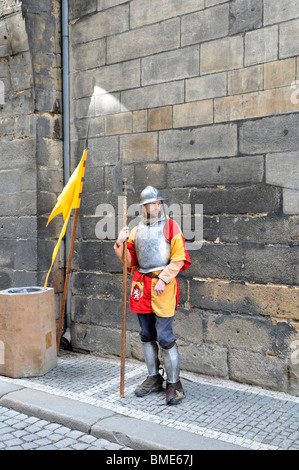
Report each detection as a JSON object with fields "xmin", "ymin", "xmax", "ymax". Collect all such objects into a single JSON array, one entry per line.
[
  {"xmin": 56, "ymin": 207, "xmax": 80, "ymax": 350},
  {"xmin": 120, "ymin": 178, "xmax": 128, "ymax": 397}
]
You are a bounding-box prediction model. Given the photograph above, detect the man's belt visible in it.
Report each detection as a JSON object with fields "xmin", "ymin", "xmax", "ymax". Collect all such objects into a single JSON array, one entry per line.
[{"xmin": 144, "ymin": 272, "xmax": 159, "ymax": 279}]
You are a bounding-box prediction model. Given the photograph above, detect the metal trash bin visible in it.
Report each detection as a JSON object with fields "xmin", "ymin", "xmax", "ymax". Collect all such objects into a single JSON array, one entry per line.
[{"xmin": 0, "ymin": 287, "xmax": 57, "ymax": 378}]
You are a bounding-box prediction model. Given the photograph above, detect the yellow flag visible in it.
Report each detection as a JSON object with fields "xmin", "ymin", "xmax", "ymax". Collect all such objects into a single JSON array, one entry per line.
[{"xmin": 44, "ymin": 149, "xmax": 87, "ymax": 289}]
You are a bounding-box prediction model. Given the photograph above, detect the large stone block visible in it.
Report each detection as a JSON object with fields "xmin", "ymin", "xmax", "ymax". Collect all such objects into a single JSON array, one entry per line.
[
  {"xmin": 159, "ymin": 124, "xmax": 238, "ymax": 161},
  {"xmin": 219, "ymin": 214, "xmax": 299, "ymax": 244},
  {"xmin": 228, "ymin": 65, "xmax": 263, "ymax": 95},
  {"xmin": 283, "ymin": 189, "xmax": 299, "ymax": 215},
  {"xmin": 120, "ymin": 133, "xmax": 157, "ymax": 163},
  {"xmin": 0, "ymin": 138, "xmax": 36, "ymax": 170},
  {"xmin": 186, "ymin": 72, "xmax": 227, "ymax": 102},
  {"xmin": 69, "ymin": 0, "xmax": 97, "ymax": 19},
  {"xmin": 121, "ymin": 81, "xmax": 184, "ymax": 111},
  {"xmin": 72, "ymin": 59, "xmax": 140, "ymax": 99},
  {"xmin": 205, "ymin": 312, "xmax": 275, "ymax": 353},
  {"xmin": 190, "ymin": 279, "xmax": 299, "ymax": 321},
  {"xmin": 245, "ymin": 25, "xmax": 278, "ymax": 66},
  {"xmin": 229, "ymin": 0, "xmax": 262, "ymax": 35},
  {"xmin": 264, "ymin": 58, "xmax": 296, "ymax": 90},
  {"xmin": 239, "ymin": 114, "xmax": 299, "ymax": 155},
  {"xmin": 168, "ymin": 155, "xmax": 264, "ymax": 187},
  {"xmin": 130, "ymin": 0, "xmax": 203, "ymax": 29},
  {"xmin": 266, "ymin": 151, "xmax": 299, "ymax": 190},
  {"xmin": 134, "ymin": 163, "xmax": 166, "ymax": 190},
  {"xmin": 264, "ymin": 0, "xmax": 299, "ymax": 26},
  {"xmin": 173, "ymin": 100, "xmax": 213, "ymax": 128},
  {"xmin": 190, "ymin": 184, "xmax": 281, "ymax": 215},
  {"xmin": 148, "ymin": 106, "xmax": 172, "ymax": 131},
  {"xmin": 279, "ymin": 18, "xmax": 299, "ymax": 59},
  {"xmin": 200, "ymin": 35, "xmax": 243, "ymax": 75},
  {"xmin": 107, "ymin": 18, "xmax": 180, "ymax": 64},
  {"xmin": 179, "ymin": 341, "xmax": 228, "ymax": 378},
  {"xmin": 70, "ymin": 4, "xmax": 129, "ymax": 44},
  {"xmin": 215, "ymin": 87, "xmax": 299, "ymax": 123},
  {"xmin": 228, "ymin": 349, "xmax": 288, "ymax": 392},
  {"xmin": 142, "ymin": 46, "xmax": 199, "ymax": 86},
  {"xmin": 71, "ymin": 39, "xmax": 106, "ymax": 72},
  {"xmin": 181, "ymin": 3, "xmax": 229, "ymax": 46}
]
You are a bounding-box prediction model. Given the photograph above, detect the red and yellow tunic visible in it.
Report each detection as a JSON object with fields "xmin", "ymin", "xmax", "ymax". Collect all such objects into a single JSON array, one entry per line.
[{"xmin": 126, "ymin": 219, "xmax": 191, "ymax": 318}]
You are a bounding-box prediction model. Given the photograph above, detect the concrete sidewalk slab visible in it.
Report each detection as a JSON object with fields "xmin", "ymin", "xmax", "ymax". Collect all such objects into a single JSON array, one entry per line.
[
  {"xmin": 0, "ymin": 388, "xmax": 115, "ymax": 434},
  {"xmin": 0, "ymin": 380, "xmax": 23, "ymax": 397},
  {"xmin": 91, "ymin": 414, "xmax": 246, "ymax": 450}
]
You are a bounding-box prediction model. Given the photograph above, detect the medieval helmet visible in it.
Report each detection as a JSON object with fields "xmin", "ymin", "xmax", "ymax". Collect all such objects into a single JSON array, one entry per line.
[{"xmin": 139, "ymin": 186, "xmax": 166, "ymax": 205}]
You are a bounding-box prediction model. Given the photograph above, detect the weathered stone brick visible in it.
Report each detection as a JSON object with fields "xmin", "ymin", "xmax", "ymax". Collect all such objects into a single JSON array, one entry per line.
[
  {"xmin": 190, "ymin": 185, "xmax": 281, "ymax": 215},
  {"xmin": 179, "ymin": 341, "xmax": 228, "ymax": 378},
  {"xmin": 228, "ymin": 65, "xmax": 263, "ymax": 95},
  {"xmin": 219, "ymin": 214, "xmax": 299, "ymax": 244},
  {"xmin": 190, "ymin": 279, "xmax": 299, "ymax": 320},
  {"xmin": 97, "ymin": 0, "xmax": 128, "ymax": 12},
  {"xmin": 181, "ymin": 3, "xmax": 229, "ymax": 46},
  {"xmin": 245, "ymin": 25, "xmax": 278, "ymax": 66},
  {"xmin": 168, "ymin": 156, "xmax": 264, "ymax": 187},
  {"xmin": 264, "ymin": 58, "xmax": 296, "ymax": 89},
  {"xmin": 120, "ymin": 133, "xmax": 157, "ymax": 164},
  {"xmin": 228, "ymin": 349, "xmax": 288, "ymax": 392},
  {"xmin": 70, "ymin": 4, "xmax": 129, "ymax": 44},
  {"xmin": 133, "ymin": 110, "xmax": 147, "ymax": 133},
  {"xmin": 205, "ymin": 312, "xmax": 275, "ymax": 353},
  {"xmin": 105, "ymin": 112, "xmax": 132, "ymax": 136},
  {"xmin": 72, "ymin": 59, "xmax": 140, "ymax": 100},
  {"xmin": 5, "ymin": 13, "xmax": 29, "ymax": 54},
  {"xmin": 264, "ymin": 0, "xmax": 299, "ymax": 26},
  {"xmin": 280, "ymin": 18, "xmax": 299, "ymax": 59},
  {"xmin": 240, "ymin": 114, "xmax": 299, "ymax": 155},
  {"xmin": 107, "ymin": 18, "xmax": 180, "ymax": 64},
  {"xmin": 189, "ymin": 243, "xmax": 299, "ymax": 286},
  {"xmin": 0, "ymin": 169, "xmax": 20, "ymax": 194},
  {"xmin": 215, "ymin": 87, "xmax": 299, "ymax": 123},
  {"xmin": 121, "ymin": 81, "xmax": 184, "ymax": 111},
  {"xmin": 173, "ymin": 100, "xmax": 213, "ymax": 128},
  {"xmin": 283, "ymin": 189, "xmax": 299, "ymax": 215},
  {"xmin": 229, "ymin": 0, "xmax": 262, "ymax": 35},
  {"xmin": 186, "ymin": 72, "xmax": 227, "ymax": 102},
  {"xmin": 134, "ymin": 163, "xmax": 166, "ymax": 191},
  {"xmin": 69, "ymin": 0, "xmax": 97, "ymax": 20},
  {"xmin": 148, "ymin": 106, "xmax": 172, "ymax": 131},
  {"xmin": 70, "ymin": 39, "xmax": 105, "ymax": 72},
  {"xmin": 200, "ymin": 35, "xmax": 243, "ymax": 75},
  {"xmin": 266, "ymin": 151, "xmax": 299, "ymax": 191},
  {"xmin": 130, "ymin": 0, "xmax": 203, "ymax": 28},
  {"xmin": 142, "ymin": 46, "xmax": 199, "ymax": 86},
  {"xmin": 159, "ymin": 124, "xmax": 238, "ymax": 161},
  {"xmin": 85, "ymin": 136, "xmax": 119, "ymax": 167}
]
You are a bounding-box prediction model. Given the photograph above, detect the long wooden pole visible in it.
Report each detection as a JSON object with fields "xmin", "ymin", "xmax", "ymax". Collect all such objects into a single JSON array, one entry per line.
[
  {"xmin": 56, "ymin": 207, "xmax": 79, "ymax": 350},
  {"xmin": 120, "ymin": 178, "xmax": 128, "ymax": 397}
]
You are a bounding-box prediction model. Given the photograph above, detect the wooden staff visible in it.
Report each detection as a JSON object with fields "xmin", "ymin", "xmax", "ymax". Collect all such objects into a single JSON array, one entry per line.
[
  {"xmin": 120, "ymin": 178, "xmax": 128, "ymax": 397},
  {"xmin": 56, "ymin": 207, "xmax": 80, "ymax": 350}
]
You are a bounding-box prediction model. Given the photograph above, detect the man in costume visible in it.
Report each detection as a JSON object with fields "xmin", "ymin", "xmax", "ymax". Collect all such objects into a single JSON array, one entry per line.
[{"xmin": 114, "ymin": 186, "xmax": 191, "ymax": 405}]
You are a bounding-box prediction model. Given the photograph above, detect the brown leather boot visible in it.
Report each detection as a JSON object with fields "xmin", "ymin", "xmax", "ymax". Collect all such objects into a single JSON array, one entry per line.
[
  {"xmin": 135, "ymin": 374, "xmax": 164, "ymax": 397},
  {"xmin": 166, "ymin": 380, "xmax": 185, "ymax": 405}
]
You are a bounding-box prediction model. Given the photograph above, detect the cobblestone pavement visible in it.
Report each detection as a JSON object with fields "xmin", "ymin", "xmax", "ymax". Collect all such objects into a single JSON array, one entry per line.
[
  {"xmin": 1, "ymin": 351, "xmax": 299, "ymax": 450},
  {"xmin": 0, "ymin": 406, "xmax": 131, "ymax": 450}
]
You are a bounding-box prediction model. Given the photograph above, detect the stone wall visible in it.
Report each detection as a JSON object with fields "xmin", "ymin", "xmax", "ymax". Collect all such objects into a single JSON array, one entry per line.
[
  {"xmin": 69, "ymin": 0, "xmax": 299, "ymax": 396},
  {"xmin": 1, "ymin": 0, "xmax": 299, "ymax": 396},
  {"xmin": 0, "ymin": 1, "xmax": 63, "ymax": 307}
]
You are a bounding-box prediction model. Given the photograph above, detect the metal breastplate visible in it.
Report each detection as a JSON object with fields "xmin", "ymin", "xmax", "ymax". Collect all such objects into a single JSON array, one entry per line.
[{"xmin": 135, "ymin": 218, "xmax": 171, "ymax": 274}]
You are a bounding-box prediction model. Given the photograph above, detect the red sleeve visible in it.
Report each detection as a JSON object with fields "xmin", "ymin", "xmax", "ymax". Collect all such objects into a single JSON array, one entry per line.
[{"xmin": 164, "ymin": 219, "xmax": 191, "ymax": 272}]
